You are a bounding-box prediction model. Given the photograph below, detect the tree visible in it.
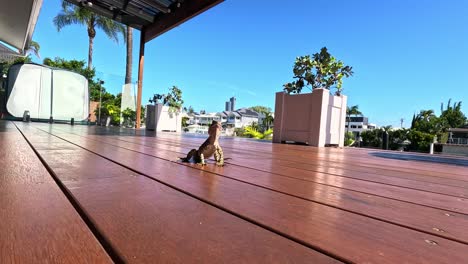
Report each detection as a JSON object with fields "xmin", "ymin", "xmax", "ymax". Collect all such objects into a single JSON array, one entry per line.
[
  {"xmin": 1, "ymin": 56, "xmax": 32, "ymax": 76},
  {"xmin": 25, "ymin": 40, "xmax": 41, "ymax": 59},
  {"xmin": 346, "ymin": 105, "xmax": 362, "ymax": 134},
  {"xmin": 411, "ymin": 109, "xmax": 440, "ymax": 134},
  {"xmin": 283, "ymin": 47, "xmax": 353, "ymax": 95},
  {"xmin": 262, "ymin": 112, "xmax": 274, "ymax": 130},
  {"xmin": 121, "ymin": 107, "xmax": 136, "ymax": 128},
  {"xmin": 439, "ymin": 99, "xmax": 466, "ymax": 129},
  {"xmin": 42, "ymin": 57, "xmax": 110, "ymax": 102},
  {"xmin": 53, "ymin": 1, "xmax": 125, "ymax": 70},
  {"xmin": 187, "ymin": 106, "xmax": 195, "ymax": 115},
  {"xmin": 249, "ymin": 106, "xmax": 272, "ymax": 115},
  {"xmin": 125, "ymin": 26, "xmax": 133, "ymax": 84},
  {"xmin": 182, "ymin": 116, "xmax": 190, "ymax": 127},
  {"xmin": 160, "ymin": 86, "xmax": 184, "ymax": 114}
]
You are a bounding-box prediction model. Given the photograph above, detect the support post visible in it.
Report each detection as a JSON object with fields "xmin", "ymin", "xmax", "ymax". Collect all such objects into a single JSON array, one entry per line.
[
  {"xmin": 382, "ymin": 131, "xmax": 389, "ymax": 150},
  {"xmin": 136, "ymin": 28, "xmax": 145, "ymax": 128}
]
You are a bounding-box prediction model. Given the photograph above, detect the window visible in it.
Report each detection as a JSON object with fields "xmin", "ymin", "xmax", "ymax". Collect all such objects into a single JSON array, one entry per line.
[
  {"xmin": 351, "ymin": 125, "xmax": 357, "ymax": 128},
  {"xmin": 358, "ymin": 125, "xmax": 362, "ymax": 128}
]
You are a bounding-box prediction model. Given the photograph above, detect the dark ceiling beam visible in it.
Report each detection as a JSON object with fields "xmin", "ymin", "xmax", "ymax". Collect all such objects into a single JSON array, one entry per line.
[
  {"xmin": 100, "ymin": 0, "xmax": 154, "ymax": 22},
  {"xmin": 64, "ymin": 0, "xmax": 151, "ymax": 26},
  {"xmin": 137, "ymin": 0, "xmax": 171, "ymax": 14},
  {"xmin": 144, "ymin": 0, "xmax": 223, "ymax": 43}
]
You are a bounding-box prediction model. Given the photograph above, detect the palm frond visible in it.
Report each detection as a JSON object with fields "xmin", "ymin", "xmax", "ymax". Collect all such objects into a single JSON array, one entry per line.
[
  {"xmin": 96, "ymin": 16, "xmax": 126, "ymax": 43},
  {"xmin": 26, "ymin": 40, "xmax": 40, "ymax": 58},
  {"xmin": 53, "ymin": 12, "xmax": 85, "ymax": 31}
]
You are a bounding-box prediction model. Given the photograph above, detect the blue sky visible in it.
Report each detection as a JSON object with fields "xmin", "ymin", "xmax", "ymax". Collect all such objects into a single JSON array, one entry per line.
[{"xmin": 31, "ymin": 0, "xmax": 468, "ymax": 127}]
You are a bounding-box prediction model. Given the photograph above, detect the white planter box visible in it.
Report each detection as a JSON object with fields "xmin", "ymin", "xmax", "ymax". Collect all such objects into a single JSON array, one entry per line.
[
  {"xmin": 273, "ymin": 88, "xmax": 347, "ymax": 147},
  {"xmin": 145, "ymin": 103, "xmax": 182, "ymax": 132}
]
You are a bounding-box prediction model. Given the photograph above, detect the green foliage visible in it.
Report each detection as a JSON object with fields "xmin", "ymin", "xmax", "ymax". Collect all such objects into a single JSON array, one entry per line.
[
  {"xmin": 361, "ymin": 129, "xmax": 383, "ymax": 148},
  {"xmin": 248, "ymin": 106, "xmax": 274, "ymax": 131},
  {"xmin": 346, "ymin": 105, "xmax": 362, "ymax": 117},
  {"xmin": 182, "ymin": 116, "xmax": 190, "ymax": 127},
  {"xmin": 361, "ymin": 127, "xmax": 435, "ymax": 152},
  {"xmin": 243, "ymin": 126, "xmax": 273, "ymax": 140},
  {"xmin": 43, "ymin": 57, "xmax": 94, "ymax": 79},
  {"xmin": 1, "ymin": 56, "xmax": 32, "ymax": 75},
  {"xmin": 249, "ymin": 121, "xmax": 260, "ymax": 131},
  {"xmin": 411, "ymin": 109, "xmax": 441, "ymax": 134},
  {"xmin": 26, "ymin": 40, "xmax": 41, "ymax": 59},
  {"xmin": 344, "ymin": 132, "xmax": 355, "ymax": 146},
  {"xmin": 54, "ymin": 1, "xmax": 125, "ymax": 69},
  {"xmin": 346, "ymin": 105, "xmax": 362, "ymax": 133},
  {"xmin": 152, "ymin": 86, "xmax": 184, "ymax": 114},
  {"xmin": 439, "ymin": 99, "xmax": 466, "ymax": 129},
  {"xmin": 262, "ymin": 112, "xmax": 274, "ymax": 130},
  {"xmin": 121, "ymin": 107, "xmax": 136, "ymax": 128},
  {"xmin": 42, "ymin": 57, "xmax": 110, "ymax": 102},
  {"xmin": 439, "ymin": 132, "xmax": 449, "ymax": 144},
  {"xmin": 234, "ymin": 127, "xmax": 245, "ymax": 137},
  {"xmin": 407, "ymin": 130, "xmax": 435, "ymax": 152},
  {"xmin": 283, "ymin": 47, "xmax": 353, "ymax": 95},
  {"xmin": 249, "ymin": 106, "xmax": 271, "ymax": 114}
]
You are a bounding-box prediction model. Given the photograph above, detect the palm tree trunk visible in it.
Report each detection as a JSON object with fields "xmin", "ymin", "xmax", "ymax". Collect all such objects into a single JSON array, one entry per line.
[
  {"xmin": 125, "ymin": 26, "xmax": 133, "ymax": 84},
  {"xmin": 88, "ymin": 36, "xmax": 93, "ymax": 70},
  {"xmin": 87, "ymin": 19, "xmax": 96, "ymax": 70}
]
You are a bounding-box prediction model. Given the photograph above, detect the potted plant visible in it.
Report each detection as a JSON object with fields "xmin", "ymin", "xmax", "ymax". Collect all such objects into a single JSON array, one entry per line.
[
  {"xmin": 146, "ymin": 86, "xmax": 184, "ymax": 132},
  {"xmin": 273, "ymin": 47, "xmax": 353, "ymax": 147}
]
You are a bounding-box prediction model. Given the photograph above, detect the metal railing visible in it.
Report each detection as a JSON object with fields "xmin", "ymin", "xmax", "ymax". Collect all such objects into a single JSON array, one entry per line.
[{"xmin": 448, "ymin": 138, "xmax": 468, "ymax": 145}]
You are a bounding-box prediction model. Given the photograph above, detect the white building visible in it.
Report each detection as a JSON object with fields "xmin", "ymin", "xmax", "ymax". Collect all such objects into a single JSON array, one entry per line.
[
  {"xmin": 186, "ymin": 108, "xmax": 261, "ymax": 129},
  {"xmin": 223, "ymin": 108, "xmax": 260, "ymax": 128},
  {"xmin": 345, "ymin": 116, "xmax": 377, "ymax": 136}
]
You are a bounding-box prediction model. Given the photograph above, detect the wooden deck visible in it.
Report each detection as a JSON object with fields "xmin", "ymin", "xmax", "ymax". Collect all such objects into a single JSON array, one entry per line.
[{"xmin": 2, "ymin": 120, "xmax": 468, "ymax": 263}]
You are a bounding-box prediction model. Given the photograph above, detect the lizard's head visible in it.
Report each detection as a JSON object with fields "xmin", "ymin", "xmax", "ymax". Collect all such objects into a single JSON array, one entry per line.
[{"xmin": 208, "ymin": 121, "xmax": 222, "ymax": 137}]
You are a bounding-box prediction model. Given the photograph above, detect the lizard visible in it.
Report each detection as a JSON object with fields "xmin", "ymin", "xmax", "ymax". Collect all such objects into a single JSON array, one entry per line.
[{"xmin": 180, "ymin": 120, "xmax": 224, "ymax": 166}]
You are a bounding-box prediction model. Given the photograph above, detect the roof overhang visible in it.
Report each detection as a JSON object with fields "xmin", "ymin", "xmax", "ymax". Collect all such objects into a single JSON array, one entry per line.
[
  {"xmin": 0, "ymin": 42, "xmax": 24, "ymax": 63},
  {"xmin": 0, "ymin": 0, "xmax": 43, "ymax": 54},
  {"xmin": 65, "ymin": 0, "xmax": 223, "ymax": 43}
]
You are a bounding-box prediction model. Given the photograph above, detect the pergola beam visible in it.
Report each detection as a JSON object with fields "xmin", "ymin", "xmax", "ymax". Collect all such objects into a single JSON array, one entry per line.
[
  {"xmin": 144, "ymin": 0, "xmax": 223, "ymax": 43},
  {"xmin": 135, "ymin": 28, "xmax": 145, "ymax": 128}
]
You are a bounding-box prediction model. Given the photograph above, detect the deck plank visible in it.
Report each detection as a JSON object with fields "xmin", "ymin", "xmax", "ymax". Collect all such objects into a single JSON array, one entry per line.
[
  {"xmin": 0, "ymin": 122, "xmax": 112, "ymax": 263},
  {"xmin": 16, "ymin": 124, "xmax": 338, "ymax": 263},
  {"xmin": 22, "ymin": 123, "xmax": 468, "ymax": 264},
  {"xmin": 97, "ymin": 134, "xmax": 468, "ymax": 196},
  {"xmin": 49, "ymin": 129, "xmax": 468, "ymax": 214},
  {"xmin": 47, "ymin": 127, "xmax": 468, "ymax": 244}
]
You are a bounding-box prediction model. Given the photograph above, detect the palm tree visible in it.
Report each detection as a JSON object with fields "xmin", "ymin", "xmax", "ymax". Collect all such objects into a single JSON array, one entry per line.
[
  {"xmin": 419, "ymin": 109, "xmax": 435, "ymax": 122},
  {"xmin": 262, "ymin": 112, "xmax": 274, "ymax": 130},
  {"xmin": 53, "ymin": 1, "xmax": 125, "ymax": 70},
  {"xmin": 125, "ymin": 26, "xmax": 133, "ymax": 84},
  {"xmin": 346, "ymin": 105, "xmax": 362, "ymax": 134},
  {"xmin": 25, "ymin": 40, "xmax": 41, "ymax": 59}
]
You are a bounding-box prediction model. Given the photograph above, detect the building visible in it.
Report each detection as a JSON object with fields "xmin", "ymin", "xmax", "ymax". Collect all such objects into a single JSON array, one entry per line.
[
  {"xmin": 223, "ymin": 108, "xmax": 259, "ymax": 128},
  {"xmin": 345, "ymin": 116, "xmax": 377, "ymax": 136},
  {"xmin": 224, "ymin": 97, "xmax": 236, "ymax": 111},
  {"xmin": 441, "ymin": 127, "xmax": 468, "ymax": 156}
]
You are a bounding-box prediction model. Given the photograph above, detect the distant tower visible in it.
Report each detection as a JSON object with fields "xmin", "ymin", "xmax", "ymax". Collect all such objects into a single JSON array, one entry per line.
[
  {"xmin": 230, "ymin": 97, "xmax": 236, "ymax": 111},
  {"xmin": 225, "ymin": 101, "xmax": 231, "ymax": 111}
]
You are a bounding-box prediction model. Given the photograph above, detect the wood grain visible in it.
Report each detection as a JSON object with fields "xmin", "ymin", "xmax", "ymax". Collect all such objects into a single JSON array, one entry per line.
[
  {"xmin": 20, "ymin": 123, "xmax": 468, "ymax": 264},
  {"xmin": 0, "ymin": 122, "xmax": 112, "ymax": 263}
]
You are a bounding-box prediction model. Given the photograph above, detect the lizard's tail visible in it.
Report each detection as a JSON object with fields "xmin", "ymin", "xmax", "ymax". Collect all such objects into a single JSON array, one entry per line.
[{"xmin": 180, "ymin": 149, "xmax": 197, "ymax": 162}]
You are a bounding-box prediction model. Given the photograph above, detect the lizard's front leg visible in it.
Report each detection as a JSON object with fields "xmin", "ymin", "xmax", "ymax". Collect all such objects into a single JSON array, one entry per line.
[
  {"xmin": 215, "ymin": 146, "xmax": 224, "ymax": 167},
  {"xmin": 198, "ymin": 153, "xmax": 206, "ymax": 166}
]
